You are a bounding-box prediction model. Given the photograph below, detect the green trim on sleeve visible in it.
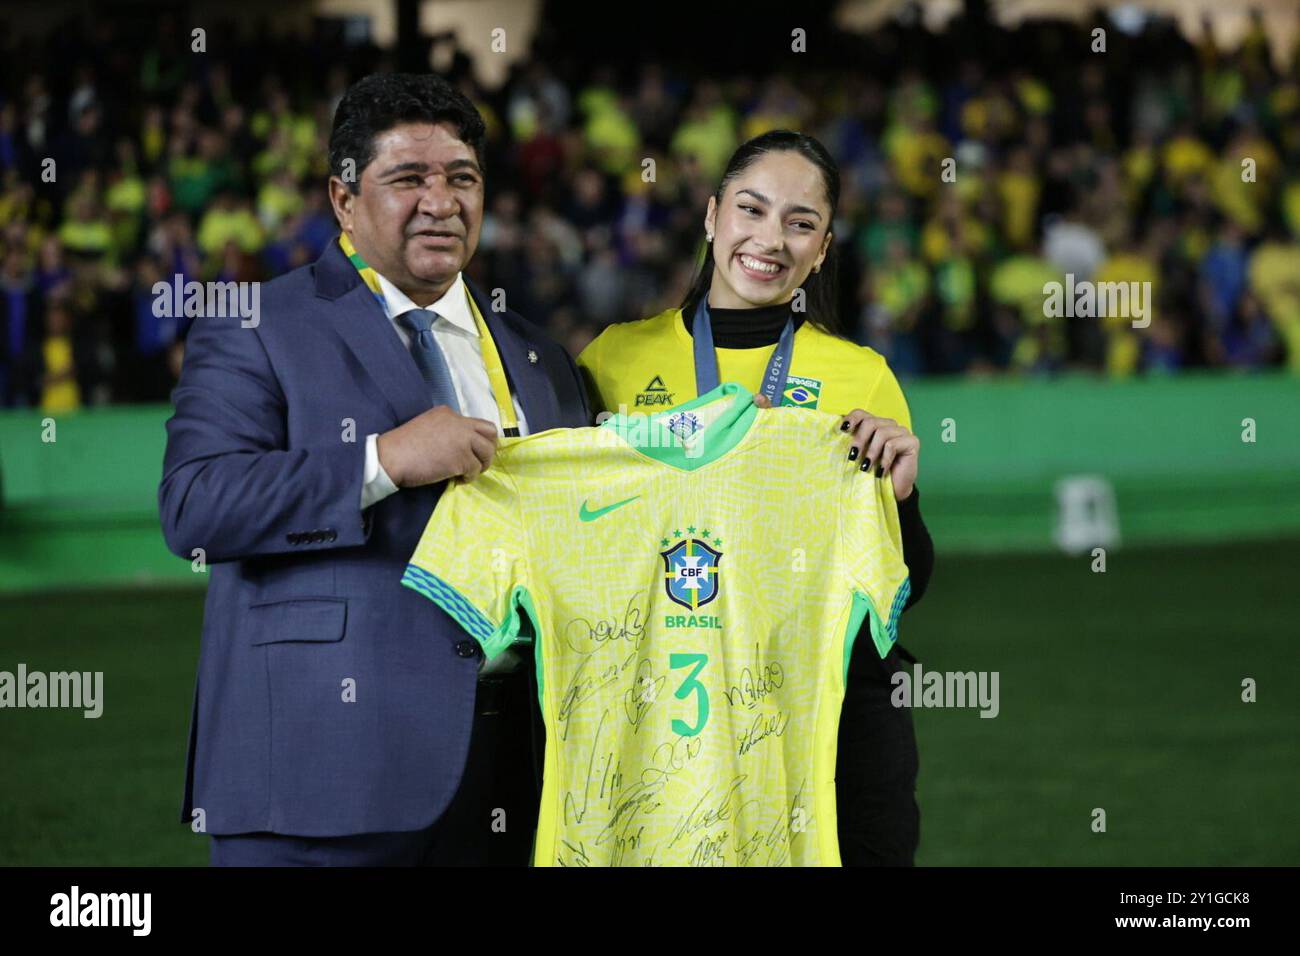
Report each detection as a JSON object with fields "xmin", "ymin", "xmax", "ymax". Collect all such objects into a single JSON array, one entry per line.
[
  {"xmin": 843, "ymin": 591, "xmax": 871, "ymax": 686},
  {"xmin": 402, "ymin": 566, "xmax": 537, "ymax": 661},
  {"xmin": 480, "ymin": 584, "xmax": 538, "ymax": 659},
  {"xmin": 511, "ymin": 584, "xmax": 539, "ymax": 648},
  {"xmin": 845, "ymin": 577, "xmax": 912, "ymax": 679},
  {"xmin": 532, "ymin": 591, "xmax": 546, "ymax": 717},
  {"xmin": 402, "ymin": 564, "xmax": 493, "ymax": 642}
]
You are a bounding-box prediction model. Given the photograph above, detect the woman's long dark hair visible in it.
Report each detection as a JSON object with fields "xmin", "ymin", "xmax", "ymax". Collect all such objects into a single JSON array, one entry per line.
[{"xmin": 680, "ymin": 129, "xmax": 844, "ymax": 337}]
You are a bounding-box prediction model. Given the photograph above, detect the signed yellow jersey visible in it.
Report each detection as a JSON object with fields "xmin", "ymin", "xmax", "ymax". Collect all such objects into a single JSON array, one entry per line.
[
  {"xmin": 403, "ymin": 382, "xmax": 911, "ymax": 866},
  {"xmin": 577, "ymin": 307, "xmax": 912, "ymax": 428}
]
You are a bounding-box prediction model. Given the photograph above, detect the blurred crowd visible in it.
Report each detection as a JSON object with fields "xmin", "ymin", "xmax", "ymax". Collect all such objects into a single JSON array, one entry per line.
[{"xmin": 2, "ymin": 10, "xmax": 1299, "ymax": 412}]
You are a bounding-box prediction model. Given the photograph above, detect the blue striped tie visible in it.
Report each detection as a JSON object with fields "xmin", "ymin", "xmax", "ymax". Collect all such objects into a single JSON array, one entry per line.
[{"xmin": 397, "ymin": 310, "xmax": 462, "ymax": 413}]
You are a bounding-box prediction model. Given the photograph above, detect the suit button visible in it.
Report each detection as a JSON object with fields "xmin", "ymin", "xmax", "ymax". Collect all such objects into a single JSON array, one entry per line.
[
  {"xmin": 326, "ymin": 529, "xmax": 338, "ymax": 542},
  {"xmin": 455, "ymin": 640, "xmax": 478, "ymax": 658},
  {"xmin": 286, "ymin": 533, "xmax": 300, "ymax": 544},
  {"xmin": 309, "ymin": 530, "xmax": 324, "ymax": 542}
]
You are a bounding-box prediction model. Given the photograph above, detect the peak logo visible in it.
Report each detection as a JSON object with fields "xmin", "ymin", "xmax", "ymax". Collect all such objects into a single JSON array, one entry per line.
[{"xmin": 634, "ymin": 375, "xmax": 675, "ymax": 406}]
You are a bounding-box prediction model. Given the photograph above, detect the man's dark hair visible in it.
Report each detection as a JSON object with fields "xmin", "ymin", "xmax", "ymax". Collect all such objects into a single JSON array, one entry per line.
[{"xmin": 328, "ymin": 73, "xmax": 487, "ymax": 194}]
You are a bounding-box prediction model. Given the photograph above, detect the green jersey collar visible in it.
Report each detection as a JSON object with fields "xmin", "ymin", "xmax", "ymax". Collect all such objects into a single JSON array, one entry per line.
[{"xmin": 601, "ymin": 381, "xmax": 759, "ymax": 470}]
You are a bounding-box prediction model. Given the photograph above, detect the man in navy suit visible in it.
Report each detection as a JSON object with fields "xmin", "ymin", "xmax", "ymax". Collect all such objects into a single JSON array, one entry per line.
[{"xmin": 159, "ymin": 74, "xmax": 590, "ymax": 866}]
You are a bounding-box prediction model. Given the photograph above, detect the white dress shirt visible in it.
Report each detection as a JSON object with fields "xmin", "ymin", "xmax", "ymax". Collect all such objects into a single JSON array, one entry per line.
[{"xmin": 361, "ymin": 272, "xmax": 530, "ymax": 510}]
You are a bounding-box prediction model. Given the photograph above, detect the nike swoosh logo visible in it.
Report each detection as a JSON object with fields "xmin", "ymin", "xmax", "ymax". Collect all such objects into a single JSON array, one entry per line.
[{"xmin": 579, "ymin": 495, "xmax": 641, "ymax": 522}]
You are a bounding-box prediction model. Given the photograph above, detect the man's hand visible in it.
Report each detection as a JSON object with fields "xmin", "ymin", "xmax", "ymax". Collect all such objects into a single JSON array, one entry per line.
[{"xmin": 376, "ymin": 406, "xmax": 498, "ymax": 488}]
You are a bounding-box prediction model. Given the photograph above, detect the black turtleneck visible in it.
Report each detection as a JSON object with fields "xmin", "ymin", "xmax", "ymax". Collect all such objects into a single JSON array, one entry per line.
[{"xmin": 684, "ymin": 300, "xmax": 806, "ymax": 348}]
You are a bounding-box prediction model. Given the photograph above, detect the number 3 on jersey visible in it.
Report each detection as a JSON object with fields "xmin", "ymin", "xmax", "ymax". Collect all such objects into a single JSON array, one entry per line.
[{"xmin": 670, "ymin": 653, "xmax": 709, "ymax": 737}]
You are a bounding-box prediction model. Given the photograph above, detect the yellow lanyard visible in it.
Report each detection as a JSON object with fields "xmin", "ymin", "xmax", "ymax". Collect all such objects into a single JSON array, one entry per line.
[
  {"xmin": 339, "ymin": 232, "xmax": 520, "ymax": 435},
  {"xmin": 464, "ymin": 290, "xmax": 520, "ymax": 435}
]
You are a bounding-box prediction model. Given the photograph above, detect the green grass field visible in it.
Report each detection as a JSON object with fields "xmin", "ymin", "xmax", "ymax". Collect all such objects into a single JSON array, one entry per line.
[{"xmin": 1, "ymin": 539, "xmax": 1297, "ymax": 866}]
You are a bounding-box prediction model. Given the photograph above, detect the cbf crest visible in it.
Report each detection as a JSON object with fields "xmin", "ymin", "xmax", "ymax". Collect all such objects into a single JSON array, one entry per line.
[{"xmin": 659, "ymin": 527, "xmax": 723, "ymax": 610}]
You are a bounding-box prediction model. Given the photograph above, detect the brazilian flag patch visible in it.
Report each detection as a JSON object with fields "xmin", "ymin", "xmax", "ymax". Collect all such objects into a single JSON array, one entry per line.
[{"xmin": 782, "ymin": 375, "xmax": 823, "ymax": 409}]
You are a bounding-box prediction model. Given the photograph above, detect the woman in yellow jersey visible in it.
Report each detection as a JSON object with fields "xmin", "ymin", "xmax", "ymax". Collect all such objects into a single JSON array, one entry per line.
[{"xmin": 578, "ymin": 130, "xmax": 934, "ymax": 866}]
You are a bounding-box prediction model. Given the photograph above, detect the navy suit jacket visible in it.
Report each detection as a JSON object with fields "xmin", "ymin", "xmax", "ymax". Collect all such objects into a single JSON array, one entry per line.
[{"xmin": 159, "ymin": 238, "xmax": 590, "ymax": 836}]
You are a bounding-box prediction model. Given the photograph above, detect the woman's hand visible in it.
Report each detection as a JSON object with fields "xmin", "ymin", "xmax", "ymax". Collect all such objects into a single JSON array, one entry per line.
[
  {"xmin": 840, "ymin": 409, "xmax": 918, "ymax": 499},
  {"xmin": 752, "ymin": 395, "xmax": 919, "ymax": 500}
]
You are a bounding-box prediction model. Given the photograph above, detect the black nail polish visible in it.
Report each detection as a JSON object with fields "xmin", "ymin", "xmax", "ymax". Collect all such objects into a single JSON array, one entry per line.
[
  {"xmin": 860, "ymin": 459, "xmax": 871, "ymax": 472},
  {"xmin": 848, "ymin": 447, "xmax": 858, "ymax": 461},
  {"xmin": 876, "ymin": 464, "xmax": 884, "ymax": 478},
  {"xmin": 840, "ymin": 421, "xmax": 850, "ymax": 431}
]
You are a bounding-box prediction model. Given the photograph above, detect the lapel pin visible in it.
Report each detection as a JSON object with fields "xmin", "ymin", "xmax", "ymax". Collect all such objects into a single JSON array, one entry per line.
[{"xmin": 527, "ymin": 349, "xmax": 538, "ymax": 364}]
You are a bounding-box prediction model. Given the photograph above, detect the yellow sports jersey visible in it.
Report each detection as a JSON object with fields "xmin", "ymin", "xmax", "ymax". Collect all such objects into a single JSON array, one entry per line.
[
  {"xmin": 577, "ymin": 307, "xmax": 912, "ymax": 429},
  {"xmin": 403, "ymin": 382, "xmax": 911, "ymax": 866}
]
